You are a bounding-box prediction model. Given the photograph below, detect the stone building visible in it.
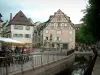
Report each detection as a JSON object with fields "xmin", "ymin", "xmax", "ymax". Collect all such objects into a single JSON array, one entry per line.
[
  {"xmin": 42, "ymin": 9, "xmax": 75, "ymax": 50},
  {"xmin": 74, "ymin": 24, "xmax": 83, "ymax": 42},
  {"xmin": 6, "ymin": 11, "xmax": 34, "ymax": 47},
  {"xmin": 74, "ymin": 23, "xmax": 83, "ymax": 32},
  {"xmin": 33, "ymin": 22, "xmax": 44, "ymax": 47}
]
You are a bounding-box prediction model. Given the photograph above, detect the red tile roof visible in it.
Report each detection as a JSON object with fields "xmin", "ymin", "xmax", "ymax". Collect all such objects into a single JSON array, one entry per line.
[{"xmin": 10, "ymin": 10, "xmax": 32, "ymax": 25}]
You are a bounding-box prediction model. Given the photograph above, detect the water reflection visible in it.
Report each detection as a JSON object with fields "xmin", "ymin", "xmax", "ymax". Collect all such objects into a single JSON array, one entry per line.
[{"xmin": 72, "ymin": 56, "xmax": 90, "ymax": 75}]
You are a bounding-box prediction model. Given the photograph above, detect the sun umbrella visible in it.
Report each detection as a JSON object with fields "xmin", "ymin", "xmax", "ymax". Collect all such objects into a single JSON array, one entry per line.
[{"xmin": 0, "ymin": 37, "xmax": 24, "ymax": 44}]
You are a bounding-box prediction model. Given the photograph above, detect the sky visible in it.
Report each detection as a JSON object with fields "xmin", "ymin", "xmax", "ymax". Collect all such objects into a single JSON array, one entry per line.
[{"xmin": 0, "ymin": 0, "xmax": 88, "ymax": 24}]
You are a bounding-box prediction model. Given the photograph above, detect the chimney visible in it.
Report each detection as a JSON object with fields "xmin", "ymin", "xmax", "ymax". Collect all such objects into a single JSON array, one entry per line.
[
  {"xmin": 28, "ymin": 18, "xmax": 33, "ymax": 24},
  {"xmin": 10, "ymin": 13, "xmax": 12, "ymax": 20}
]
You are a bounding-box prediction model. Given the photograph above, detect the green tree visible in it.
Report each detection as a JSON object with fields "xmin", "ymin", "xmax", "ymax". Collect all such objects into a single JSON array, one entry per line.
[
  {"xmin": 0, "ymin": 20, "xmax": 9, "ymax": 48},
  {"xmin": 78, "ymin": 0, "xmax": 100, "ymax": 44},
  {"xmin": 77, "ymin": 25, "xmax": 94, "ymax": 44},
  {"xmin": 0, "ymin": 20, "xmax": 8, "ymax": 37}
]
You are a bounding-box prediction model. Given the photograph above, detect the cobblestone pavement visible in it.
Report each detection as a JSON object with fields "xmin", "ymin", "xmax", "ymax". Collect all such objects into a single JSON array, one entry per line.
[{"xmin": 92, "ymin": 57, "xmax": 100, "ymax": 75}]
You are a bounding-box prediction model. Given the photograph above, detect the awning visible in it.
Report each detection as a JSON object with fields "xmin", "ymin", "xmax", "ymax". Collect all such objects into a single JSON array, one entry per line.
[{"xmin": 0, "ymin": 37, "xmax": 24, "ymax": 44}]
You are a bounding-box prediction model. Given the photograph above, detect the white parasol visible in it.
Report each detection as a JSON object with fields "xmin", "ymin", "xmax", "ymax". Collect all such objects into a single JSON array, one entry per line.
[{"xmin": 0, "ymin": 37, "xmax": 24, "ymax": 44}]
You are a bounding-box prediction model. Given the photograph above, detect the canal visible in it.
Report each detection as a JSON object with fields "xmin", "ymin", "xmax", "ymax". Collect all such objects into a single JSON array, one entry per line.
[
  {"xmin": 55, "ymin": 56, "xmax": 90, "ymax": 75},
  {"xmin": 55, "ymin": 67, "xmax": 73, "ymax": 75}
]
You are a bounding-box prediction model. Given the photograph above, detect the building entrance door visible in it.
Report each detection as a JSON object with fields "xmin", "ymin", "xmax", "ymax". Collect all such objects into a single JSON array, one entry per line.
[{"xmin": 63, "ymin": 44, "xmax": 68, "ymax": 49}]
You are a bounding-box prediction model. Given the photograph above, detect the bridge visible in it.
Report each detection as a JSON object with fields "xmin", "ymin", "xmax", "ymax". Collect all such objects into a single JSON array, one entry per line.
[
  {"xmin": 75, "ymin": 51, "xmax": 94, "ymax": 56},
  {"xmin": 0, "ymin": 50, "xmax": 93, "ymax": 75}
]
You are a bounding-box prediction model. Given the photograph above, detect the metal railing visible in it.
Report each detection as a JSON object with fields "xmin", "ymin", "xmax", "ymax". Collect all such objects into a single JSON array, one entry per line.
[{"xmin": 0, "ymin": 51, "xmax": 74, "ymax": 75}]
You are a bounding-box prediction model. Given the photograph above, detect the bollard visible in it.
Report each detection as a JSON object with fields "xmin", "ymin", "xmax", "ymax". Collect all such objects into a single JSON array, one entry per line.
[
  {"xmin": 21, "ymin": 55, "xmax": 24, "ymax": 75},
  {"xmin": 5, "ymin": 63, "xmax": 8, "ymax": 75},
  {"xmin": 31, "ymin": 55, "xmax": 34, "ymax": 70},
  {"xmin": 53, "ymin": 53, "xmax": 55, "ymax": 62},
  {"xmin": 47, "ymin": 53, "xmax": 49, "ymax": 64},
  {"xmin": 41, "ymin": 54, "xmax": 43, "ymax": 66}
]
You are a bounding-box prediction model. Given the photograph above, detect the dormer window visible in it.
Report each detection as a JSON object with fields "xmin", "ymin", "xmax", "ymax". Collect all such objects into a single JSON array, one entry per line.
[
  {"xmin": 26, "ymin": 26, "xmax": 30, "ymax": 30},
  {"xmin": 57, "ymin": 15, "xmax": 61, "ymax": 21},
  {"xmin": 20, "ymin": 15, "xmax": 23, "ymax": 17},
  {"xmin": 14, "ymin": 25, "xmax": 23, "ymax": 30}
]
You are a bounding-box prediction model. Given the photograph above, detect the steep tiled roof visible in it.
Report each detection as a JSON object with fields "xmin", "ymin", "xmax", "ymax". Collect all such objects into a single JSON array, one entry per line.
[
  {"xmin": 74, "ymin": 24, "xmax": 83, "ymax": 28},
  {"xmin": 43, "ymin": 9, "xmax": 74, "ymax": 29},
  {"xmin": 10, "ymin": 10, "xmax": 32, "ymax": 25},
  {"xmin": 34, "ymin": 21, "xmax": 41, "ymax": 25},
  {"xmin": 28, "ymin": 18, "xmax": 34, "ymax": 24},
  {"xmin": 49, "ymin": 15, "xmax": 53, "ymax": 20},
  {"xmin": 36, "ymin": 22, "xmax": 45, "ymax": 31},
  {"xmin": 57, "ymin": 9, "xmax": 63, "ymax": 14}
]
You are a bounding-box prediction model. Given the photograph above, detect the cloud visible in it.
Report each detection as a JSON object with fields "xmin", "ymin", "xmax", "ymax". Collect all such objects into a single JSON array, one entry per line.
[
  {"xmin": 0, "ymin": 0, "xmax": 88, "ymax": 23},
  {"xmin": 0, "ymin": 0, "xmax": 24, "ymax": 21}
]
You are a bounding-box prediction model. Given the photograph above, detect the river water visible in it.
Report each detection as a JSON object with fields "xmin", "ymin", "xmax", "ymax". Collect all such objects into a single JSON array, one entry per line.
[{"xmin": 55, "ymin": 56, "xmax": 89, "ymax": 75}]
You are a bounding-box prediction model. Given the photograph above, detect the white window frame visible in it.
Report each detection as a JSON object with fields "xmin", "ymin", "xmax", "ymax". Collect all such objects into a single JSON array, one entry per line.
[
  {"xmin": 54, "ymin": 23, "xmax": 57, "ymax": 28},
  {"xmin": 19, "ymin": 34, "xmax": 23, "ymax": 37},
  {"xmin": 65, "ymin": 24, "xmax": 67, "ymax": 26},
  {"xmin": 69, "ymin": 31, "xmax": 73, "ymax": 34},
  {"xmin": 13, "ymin": 34, "xmax": 23, "ymax": 38},
  {"xmin": 57, "ymin": 30, "xmax": 61, "ymax": 34},
  {"xmin": 69, "ymin": 38, "xmax": 72, "ymax": 42},
  {"xmin": 25, "ymin": 34, "xmax": 31, "ymax": 38},
  {"xmin": 13, "ymin": 34, "xmax": 18, "ymax": 37}
]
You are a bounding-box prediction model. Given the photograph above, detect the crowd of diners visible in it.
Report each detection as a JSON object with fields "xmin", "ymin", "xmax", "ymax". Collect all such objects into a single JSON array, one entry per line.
[
  {"xmin": 74, "ymin": 43, "xmax": 98, "ymax": 52},
  {"xmin": 12, "ymin": 47, "xmax": 35, "ymax": 55},
  {"xmin": 0, "ymin": 43, "xmax": 99, "ymax": 67},
  {"xmin": 0, "ymin": 43, "xmax": 99, "ymax": 57},
  {"xmin": 0, "ymin": 46, "xmax": 35, "ymax": 66},
  {"xmin": 0, "ymin": 46, "xmax": 35, "ymax": 57}
]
